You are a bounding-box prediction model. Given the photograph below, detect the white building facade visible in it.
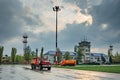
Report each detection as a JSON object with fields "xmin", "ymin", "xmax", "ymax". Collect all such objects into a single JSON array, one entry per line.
[
  {"xmin": 90, "ymin": 53, "xmax": 109, "ymax": 64},
  {"xmin": 44, "ymin": 51, "xmax": 77, "ymax": 64},
  {"xmin": 75, "ymin": 40, "xmax": 109, "ymax": 64}
]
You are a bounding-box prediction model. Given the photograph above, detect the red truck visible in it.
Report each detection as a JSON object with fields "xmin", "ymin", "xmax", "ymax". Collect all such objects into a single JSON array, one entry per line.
[{"xmin": 30, "ymin": 57, "xmax": 51, "ymax": 70}]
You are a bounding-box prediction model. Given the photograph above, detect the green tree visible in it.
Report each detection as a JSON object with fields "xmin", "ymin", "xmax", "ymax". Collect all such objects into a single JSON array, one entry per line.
[
  {"xmin": 57, "ymin": 48, "xmax": 62, "ymax": 63},
  {"xmin": 15, "ymin": 54, "xmax": 24, "ymax": 64},
  {"xmin": 113, "ymin": 52, "xmax": 120, "ymax": 63},
  {"xmin": 11, "ymin": 48, "xmax": 17, "ymax": 64},
  {"xmin": 36, "ymin": 48, "xmax": 38, "ymax": 57},
  {"xmin": 40, "ymin": 47, "xmax": 44, "ymax": 59},
  {"xmin": 0, "ymin": 46, "xmax": 4, "ymax": 64},
  {"xmin": 24, "ymin": 46, "xmax": 31, "ymax": 64},
  {"xmin": 24, "ymin": 53, "xmax": 30, "ymax": 64},
  {"xmin": 64, "ymin": 52, "xmax": 71, "ymax": 60},
  {"xmin": 15, "ymin": 55, "xmax": 19, "ymax": 63},
  {"xmin": 76, "ymin": 49, "xmax": 82, "ymax": 64},
  {"xmin": 31, "ymin": 51, "xmax": 36, "ymax": 58}
]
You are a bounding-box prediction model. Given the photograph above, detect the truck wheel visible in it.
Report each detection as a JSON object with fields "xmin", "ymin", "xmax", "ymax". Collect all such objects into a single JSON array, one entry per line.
[
  {"xmin": 34, "ymin": 65, "xmax": 36, "ymax": 69},
  {"xmin": 31, "ymin": 64, "xmax": 34, "ymax": 70},
  {"xmin": 48, "ymin": 67, "xmax": 51, "ymax": 70},
  {"xmin": 39, "ymin": 66, "xmax": 43, "ymax": 70}
]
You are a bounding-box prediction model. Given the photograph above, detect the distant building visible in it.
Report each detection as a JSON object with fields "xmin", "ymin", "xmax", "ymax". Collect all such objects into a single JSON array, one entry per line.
[
  {"xmin": 74, "ymin": 40, "xmax": 110, "ymax": 64},
  {"xmin": 44, "ymin": 51, "xmax": 77, "ymax": 64},
  {"xmin": 74, "ymin": 40, "xmax": 91, "ymax": 63},
  {"xmin": 90, "ymin": 53, "xmax": 109, "ymax": 64},
  {"xmin": 2, "ymin": 56, "xmax": 10, "ymax": 64}
]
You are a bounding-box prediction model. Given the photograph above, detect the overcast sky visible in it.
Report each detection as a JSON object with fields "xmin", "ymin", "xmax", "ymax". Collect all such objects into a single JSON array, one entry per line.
[{"xmin": 0, "ymin": 0, "xmax": 120, "ymax": 56}]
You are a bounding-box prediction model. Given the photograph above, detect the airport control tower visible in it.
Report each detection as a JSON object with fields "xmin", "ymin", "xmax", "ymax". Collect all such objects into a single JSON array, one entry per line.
[
  {"xmin": 75, "ymin": 40, "xmax": 91, "ymax": 63},
  {"xmin": 108, "ymin": 45, "xmax": 113, "ymax": 56}
]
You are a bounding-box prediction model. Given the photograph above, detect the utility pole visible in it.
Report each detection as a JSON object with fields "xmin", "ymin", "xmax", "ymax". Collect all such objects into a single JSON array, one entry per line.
[{"xmin": 53, "ymin": 6, "xmax": 61, "ymax": 65}]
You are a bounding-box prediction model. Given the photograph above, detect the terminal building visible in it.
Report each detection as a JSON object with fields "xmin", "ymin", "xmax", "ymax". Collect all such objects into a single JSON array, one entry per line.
[
  {"xmin": 74, "ymin": 40, "xmax": 110, "ymax": 64},
  {"xmin": 44, "ymin": 40, "xmax": 112, "ymax": 64},
  {"xmin": 44, "ymin": 51, "xmax": 77, "ymax": 64}
]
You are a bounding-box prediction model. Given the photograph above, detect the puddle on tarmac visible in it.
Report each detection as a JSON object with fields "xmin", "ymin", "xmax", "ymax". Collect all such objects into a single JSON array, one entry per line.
[
  {"xmin": 23, "ymin": 67, "xmax": 30, "ymax": 70},
  {"xmin": 0, "ymin": 68, "xmax": 2, "ymax": 71},
  {"xmin": 64, "ymin": 69, "xmax": 70, "ymax": 71},
  {"xmin": 10, "ymin": 68, "xmax": 15, "ymax": 74},
  {"xmin": 56, "ymin": 74, "xmax": 79, "ymax": 79},
  {"xmin": 10, "ymin": 76, "xmax": 14, "ymax": 79},
  {"xmin": 64, "ymin": 74, "xmax": 79, "ymax": 79},
  {"xmin": 75, "ymin": 72, "xmax": 84, "ymax": 75},
  {"xmin": 56, "ymin": 75, "xmax": 66, "ymax": 79},
  {"xmin": 23, "ymin": 67, "xmax": 51, "ymax": 73},
  {"xmin": 10, "ymin": 71, "xmax": 15, "ymax": 74},
  {"xmin": 95, "ymin": 76, "xmax": 116, "ymax": 80},
  {"xmin": 33, "ymin": 69, "xmax": 51, "ymax": 74},
  {"xmin": 0, "ymin": 67, "xmax": 2, "ymax": 73}
]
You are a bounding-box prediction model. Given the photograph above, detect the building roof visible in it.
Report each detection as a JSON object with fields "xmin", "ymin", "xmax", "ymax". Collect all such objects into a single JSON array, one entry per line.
[
  {"xmin": 91, "ymin": 53, "xmax": 108, "ymax": 57},
  {"xmin": 44, "ymin": 51, "xmax": 77, "ymax": 56}
]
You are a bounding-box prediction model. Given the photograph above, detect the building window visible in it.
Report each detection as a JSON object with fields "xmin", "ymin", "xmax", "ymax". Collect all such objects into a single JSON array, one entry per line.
[
  {"xmin": 86, "ymin": 53, "xmax": 90, "ymax": 55},
  {"xmin": 86, "ymin": 57, "xmax": 89, "ymax": 60},
  {"xmin": 95, "ymin": 57, "xmax": 98, "ymax": 59}
]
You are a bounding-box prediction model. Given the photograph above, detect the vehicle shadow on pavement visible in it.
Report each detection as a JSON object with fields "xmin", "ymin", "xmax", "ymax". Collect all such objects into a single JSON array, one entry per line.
[{"xmin": 23, "ymin": 67, "xmax": 51, "ymax": 74}]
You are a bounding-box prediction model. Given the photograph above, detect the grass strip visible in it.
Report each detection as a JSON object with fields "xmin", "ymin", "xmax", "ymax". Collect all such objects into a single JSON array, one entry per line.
[{"xmin": 54, "ymin": 65, "xmax": 120, "ymax": 73}]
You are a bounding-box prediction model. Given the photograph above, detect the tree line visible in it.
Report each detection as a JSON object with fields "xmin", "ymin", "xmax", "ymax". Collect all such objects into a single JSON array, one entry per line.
[
  {"xmin": 1, "ymin": 45, "xmax": 120, "ymax": 64},
  {"xmin": 0, "ymin": 46, "xmax": 44, "ymax": 64},
  {"xmin": 112, "ymin": 52, "xmax": 120, "ymax": 64}
]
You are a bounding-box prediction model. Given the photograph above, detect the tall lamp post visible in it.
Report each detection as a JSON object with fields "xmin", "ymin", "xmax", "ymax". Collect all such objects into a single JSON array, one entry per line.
[{"xmin": 53, "ymin": 6, "xmax": 61, "ymax": 65}]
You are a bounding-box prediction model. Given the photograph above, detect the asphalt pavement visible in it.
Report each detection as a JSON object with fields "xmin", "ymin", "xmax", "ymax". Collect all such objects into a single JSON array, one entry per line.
[{"xmin": 0, "ymin": 65, "xmax": 120, "ymax": 80}]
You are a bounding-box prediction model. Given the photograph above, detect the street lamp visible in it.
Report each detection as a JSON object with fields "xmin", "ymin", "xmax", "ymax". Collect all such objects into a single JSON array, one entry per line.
[{"xmin": 53, "ymin": 6, "xmax": 61, "ymax": 65}]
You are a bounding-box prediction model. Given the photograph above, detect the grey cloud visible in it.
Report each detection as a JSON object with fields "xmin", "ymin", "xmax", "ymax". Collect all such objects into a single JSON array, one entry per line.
[
  {"xmin": 0, "ymin": 0, "xmax": 120, "ymax": 54},
  {"xmin": 22, "ymin": 14, "xmax": 43, "ymax": 26},
  {"xmin": 64, "ymin": 0, "xmax": 103, "ymax": 9},
  {"xmin": 56, "ymin": 0, "xmax": 120, "ymax": 52},
  {"xmin": 58, "ymin": 24, "xmax": 88, "ymax": 50},
  {"xmin": 90, "ymin": 0, "xmax": 120, "ymax": 44},
  {"xmin": 0, "ymin": 0, "xmax": 41, "ymax": 43},
  {"xmin": 27, "ymin": 31, "xmax": 56, "ymax": 52},
  {"xmin": 64, "ymin": 0, "xmax": 88, "ymax": 9},
  {"xmin": 0, "ymin": 0, "xmax": 25, "ymax": 43}
]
